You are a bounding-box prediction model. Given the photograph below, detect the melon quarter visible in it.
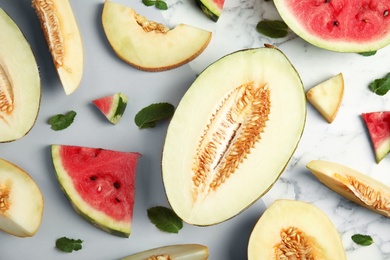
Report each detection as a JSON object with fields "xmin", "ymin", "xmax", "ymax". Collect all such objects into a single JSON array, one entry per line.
[
  {"xmin": 0, "ymin": 8, "xmax": 41, "ymax": 143},
  {"xmin": 274, "ymin": 0, "xmax": 390, "ymax": 52},
  {"xmin": 162, "ymin": 45, "xmax": 306, "ymax": 226}
]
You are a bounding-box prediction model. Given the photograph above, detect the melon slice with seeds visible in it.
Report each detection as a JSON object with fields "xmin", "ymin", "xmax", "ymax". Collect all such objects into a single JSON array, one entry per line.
[{"xmin": 306, "ymin": 73, "xmax": 344, "ymax": 123}]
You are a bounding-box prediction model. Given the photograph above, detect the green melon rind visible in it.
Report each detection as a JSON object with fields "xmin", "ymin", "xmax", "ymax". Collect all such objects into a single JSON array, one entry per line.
[
  {"xmin": 374, "ymin": 137, "xmax": 390, "ymax": 163},
  {"xmin": 51, "ymin": 144, "xmax": 130, "ymax": 237},
  {"xmin": 195, "ymin": 0, "xmax": 221, "ymax": 22},
  {"xmin": 107, "ymin": 92, "xmax": 128, "ymax": 124},
  {"xmin": 273, "ymin": 0, "xmax": 390, "ymax": 52}
]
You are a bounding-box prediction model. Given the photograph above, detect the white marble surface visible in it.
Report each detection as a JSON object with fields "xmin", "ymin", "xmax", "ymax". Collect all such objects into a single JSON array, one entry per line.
[{"xmin": 162, "ymin": 0, "xmax": 390, "ymax": 259}]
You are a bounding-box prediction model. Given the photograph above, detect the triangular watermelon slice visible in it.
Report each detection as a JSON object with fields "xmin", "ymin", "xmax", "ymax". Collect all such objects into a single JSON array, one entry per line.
[
  {"xmin": 362, "ymin": 112, "xmax": 390, "ymax": 163},
  {"xmin": 51, "ymin": 144, "xmax": 141, "ymax": 237},
  {"xmin": 93, "ymin": 92, "xmax": 128, "ymax": 124}
]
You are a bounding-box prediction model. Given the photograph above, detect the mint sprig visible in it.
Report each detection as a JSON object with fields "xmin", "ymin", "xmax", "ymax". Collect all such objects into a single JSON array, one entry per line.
[
  {"xmin": 369, "ymin": 73, "xmax": 390, "ymax": 96},
  {"xmin": 55, "ymin": 237, "xmax": 83, "ymax": 253},
  {"xmin": 49, "ymin": 110, "xmax": 77, "ymax": 131},
  {"xmin": 351, "ymin": 234, "xmax": 374, "ymax": 246},
  {"xmin": 147, "ymin": 206, "xmax": 183, "ymax": 233},
  {"xmin": 142, "ymin": 0, "xmax": 168, "ymax": 10},
  {"xmin": 135, "ymin": 102, "xmax": 174, "ymax": 129},
  {"xmin": 256, "ymin": 20, "xmax": 288, "ymax": 38}
]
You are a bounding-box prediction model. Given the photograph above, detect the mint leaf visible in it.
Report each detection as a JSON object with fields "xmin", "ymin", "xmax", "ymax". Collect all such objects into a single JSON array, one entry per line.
[
  {"xmin": 359, "ymin": 51, "xmax": 377, "ymax": 56},
  {"xmin": 256, "ymin": 20, "xmax": 288, "ymax": 38},
  {"xmin": 369, "ymin": 73, "xmax": 390, "ymax": 95},
  {"xmin": 49, "ymin": 110, "xmax": 77, "ymax": 131},
  {"xmin": 55, "ymin": 237, "xmax": 83, "ymax": 253},
  {"xmin": 155, "ymin": 0, "xmax": 168, "ymax": 10},
  {"xmin": 147, "ymin": 206, "xmax": 183, "ymax": 233},
  {"xmin": 135, "ymin": 102, "xmax": 174, "ymax": 129},
  {"xmin": 351, "ymin": 234, "xmax": 373, "ymax": 246},
  {"xmin": 142, "ymin": 0, "xmax": 156, "ymax": 6}
]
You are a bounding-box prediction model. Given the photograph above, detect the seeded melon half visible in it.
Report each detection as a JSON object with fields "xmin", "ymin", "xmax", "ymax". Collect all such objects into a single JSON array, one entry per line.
[
  {"xmin": 248, "ymin": 200, "xmax": 346, "ymax": 260},
  {"xmin": 162, "ymin": 45, "xmax": 306, "ymax": 226},
  {"xmin": 0, "ymin": 8, "xmax": 41, "ymax": 143}
]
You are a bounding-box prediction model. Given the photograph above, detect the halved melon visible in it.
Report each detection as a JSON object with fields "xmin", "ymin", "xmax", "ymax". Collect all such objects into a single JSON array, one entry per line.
[
  {"xmin": 121, "ymin": 244, "xmax": 209, "ymax": 260},
  {"xmin": 306, "ymin": 73, "xmax": 344, "ymax": 123},
  {"xmin": 0, "ymin": 158, "xmax": 44, "ymax": 237},
  {"xmin": 51, "ymin": 145, "xmax": 141, "ymax": 237},
  {"xmin": 102, "ymin": 1, "xmax": 212, "ymax": 71},
  {"xmin": 162, "ymin": 46, "xmax": 306, "ymax": 226},
  {"xmin": 274, "ymin": 0, "xmax": 390, "ymax": 52},
  {"xmin": 307, "ymin": 160, "xmax": 390, "ymax": 218},
  {"xmin": 32, "ymin": 0, "xmax": 83, "ymax": 95},
  {"xmin": 0, "ymin": 8, "xmax": 41, "ymax": 143},
  {"xmin": 248, "ymin": 199, "xmax": 346, "ymax": 260}
]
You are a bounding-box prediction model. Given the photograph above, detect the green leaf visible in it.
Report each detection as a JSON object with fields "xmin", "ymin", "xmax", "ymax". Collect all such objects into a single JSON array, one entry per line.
[
  {"xmin": 55, "ymin": 237, "xmax": 83, "ymax": 253},
  {"xmin": 351, "ymin": 234, "xmax": 374, "ymax": 246},
  {"xmin": 359, "ymin": 51, "xmax": 377, "ymax": 56},
  {"xmin": 155, "ymin": 0, "xmax": 168, "ymax": 10},
  {"xmin": 256, "ymin": 20, "xmax": 288, "ymax": 38},
  {"xmin": 369, "ymin": 73, "xmax": 390, "ymax": 96},
  {"xmin": 147, "ymin": 206, "xmax": 183, "ymax": 233},
  {"xmin": 134, "ymin": 102, "xmax": 175, "ymax": 129},
  {"xmin": 49, "ymin": 110, "xmax": 77, "ymax": 131},
  {"xmin": 142, "ymin": 0, "xmax": 156, "ymax": 6}
]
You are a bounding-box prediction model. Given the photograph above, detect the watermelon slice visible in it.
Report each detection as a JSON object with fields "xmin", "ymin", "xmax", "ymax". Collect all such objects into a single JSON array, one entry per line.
[
  {"xmin": 93, "ymin": 92, "xmax": 128, "ymax": 124},
  {"xmin": 196, "ymin": 0, "xmax": 224, "ymax": 22},
  {"xmin": 51, "ymin": 144, "xmax": 141, "ymax": 237},
  {"xmin": 274, "ymin": 0, "xmax": 390, "ymax": 52},
  {"xmin": 362, "ymin": 112, "xmax": 390, "ymax": 163}
]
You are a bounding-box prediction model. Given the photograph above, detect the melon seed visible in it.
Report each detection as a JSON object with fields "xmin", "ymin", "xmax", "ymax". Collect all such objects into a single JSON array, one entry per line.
[
  {"xmin": 192, "ymin": 83, "xmax": 270, "ymax": 195},
  {"xmin": 0, "ymin": 185, "xmax": 10, "ymax": 213},
  {"xmin": 274, "ymin": 227, "xmax": 316, "ymax": 260},
  {"xmin": 0, "ymin": 63, "xmax": 14, "ymax": 115},
  {"xmin": 32, "ymin": 0, "xmax": 64, "ymax": 68},
  {"xmin": 384, "ymin": 10, "xmax": 389, "ymax": 17},
  {"xmin": 146, "ymin": 254, "xmax": 171, "ymax": 260},
  {"xmin": 134, "ymin": 13, "xmax": 169, "ymax": 33}
]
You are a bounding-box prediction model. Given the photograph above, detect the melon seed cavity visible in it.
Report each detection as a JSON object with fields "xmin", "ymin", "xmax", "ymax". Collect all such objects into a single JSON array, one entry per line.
[
  {"xmin": 146, "ymin": 254, "xmax": 171, "ymax": 260},
  {"xmin": 32, "ymin": 0, "xmax": 64, "ymax": 68},
  {"xmin": 192, "ymin": 83, "xmax": 270, "ymax": 196},
  {"xmin": 0, "ymin": 64, "xmax": 14, "ymax": 115},
  {"xmin": 0, "ymin": 184, "xmax": 10, "ymax": 213},
  {"xmin": 135, "ymin": 13, "xmax": 169, "ymax": 33}
]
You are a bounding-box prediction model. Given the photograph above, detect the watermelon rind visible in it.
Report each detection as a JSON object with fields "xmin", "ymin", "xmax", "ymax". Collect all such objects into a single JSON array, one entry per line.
[
  {"xmin": 196, "ymin": 0, "xmax": 221, "ymax": 22},
  {"xmin": 94, "ymin": 92, "xmax": 128, "ymax": 125},
  {"xmin": 51, "ymin": 144, "xmax": 139, "ymax": 237},
  {"xmin": 274, "ymin": 0, "xmax": 390, "ymax": 53}
]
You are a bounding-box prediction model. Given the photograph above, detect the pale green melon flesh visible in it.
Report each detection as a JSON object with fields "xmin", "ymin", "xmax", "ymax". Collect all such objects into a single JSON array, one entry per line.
[
  {"xmin": 162, "ymin": 46, "xmax": 306, "ymax": 226},
  {"xmin": 0, "ymin": 158, "xmax": 44, "ymax": 237},
  {"xmin": 248, "ymin": 199, "xmax": 346, "ymax": 260},
  {"xmin": 0, "ymin": 8, "xmax": 41, "ymax": 142}
]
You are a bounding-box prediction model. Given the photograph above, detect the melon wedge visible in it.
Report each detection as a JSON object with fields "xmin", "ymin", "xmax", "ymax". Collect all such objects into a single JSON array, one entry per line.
[
  {"xmin": 306, "ymin": 73, "xmax": 344, "ymax": 123},
  {"xmin": 51, "ymin": 145, "xmax": 141, "ymax": 237},
  {"xmin": 307, "ymin": 160, "xmax": 390, "ymax": 218},
  {"xmin": 102, "ymin": 1, "xmax": 212, "ymax": 71},
  {"xmin": 274, "ymin": 0, "xmax": 390, "ymax": 52},
  {"xmin": 121, "ymin": 244, "xmax": 209, "ymax": 260},
  {"xmin": 362, "ymin": 111, "xmax": 390, "ymax": 163},
  {"xmin": 93, "ymin": 92, "xmax": 128, "ymax": 124},
  {"xmin": 32, "ymin": 0, "xmax": 84, "ymax": 95},
  {"xmin": 0, "ymin": 158, "xmax": 44, "ymax": 237},
  {"xmin": 162, "ymin": 46, "xmax": 306, "ymax": 226},
  {"xmin": 248, "ymin": 199, "xmax": 346, "ymax": 260},
  {"xmin": 196, "ymin": 0, "xmax": 224, "ymax": 22},
  {"xmin": 0, "ymin": 8, "xmax": 41, "ymax": 143}
]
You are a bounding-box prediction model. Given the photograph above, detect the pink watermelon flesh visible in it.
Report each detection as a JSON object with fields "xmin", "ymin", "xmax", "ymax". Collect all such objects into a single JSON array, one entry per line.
[
  {"xmin": 362, "ymin": 112, "xmax": 390, "ymax": 163},
  {"xmin": 93, "ymin": 95, "xmax": 113, "ymax": 116},
  {"xmin": 287, "ymin": 0, "xmax": 390, "ymax": 42},
  {"xmin": 214, "ymin": 0, "xmax": 223, "ymax": 9},
  {"xmin": 56, "ymin": 145, "xmax": 141, "ymax": 224}
]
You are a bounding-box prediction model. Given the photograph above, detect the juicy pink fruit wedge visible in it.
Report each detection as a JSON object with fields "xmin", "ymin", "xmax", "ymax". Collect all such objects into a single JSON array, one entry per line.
[
  {"xmin": 51, "ymin": 144, "xmax": 141, "ymax": 237},
  {"xmin": 93, "ymin": 92, "xmax": 128, "ymax": 124},
  {"xmin": 362, "ymin": 111, "xmax": 390, "ymax": 163}
]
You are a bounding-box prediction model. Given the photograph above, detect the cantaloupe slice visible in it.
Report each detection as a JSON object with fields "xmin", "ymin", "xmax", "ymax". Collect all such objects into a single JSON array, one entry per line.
[
  {"xmin": 306, "ymin": 73, "xmax": 344, "ymax": 123},
  {"xmin": 102, "ymin": 1, "xmax": 212, "ymax": 71}
]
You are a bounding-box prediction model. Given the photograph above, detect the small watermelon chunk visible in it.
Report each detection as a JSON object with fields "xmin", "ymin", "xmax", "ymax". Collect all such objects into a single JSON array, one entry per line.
[
  {"xmin": 93, "ymin": 92, "xmax": 128, "ymax": 124},
  {"xmin": 196, "ymin": 0, "xmax": 224, "ymax": 22},
  {"xmin": 51, "ymin": 144, "xmax": 141, "ymax": 237},
  {"xmin": 362, "ymin": 112, "xmax": 390, "ymax": 163}
]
